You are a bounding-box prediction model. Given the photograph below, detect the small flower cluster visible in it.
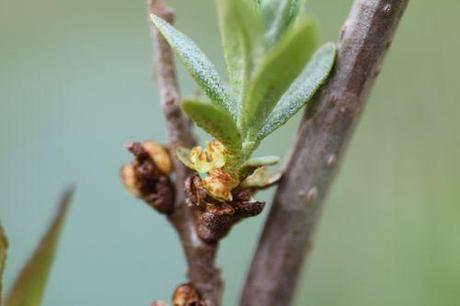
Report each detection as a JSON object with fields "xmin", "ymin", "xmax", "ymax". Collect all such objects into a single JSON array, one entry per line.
[{"xmin": 177, "ymin": 140, "xmax": 281, "ymax": 204}]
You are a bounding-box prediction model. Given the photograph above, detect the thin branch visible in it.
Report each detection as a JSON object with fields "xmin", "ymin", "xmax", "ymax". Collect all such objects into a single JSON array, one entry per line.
[
  {"xmin": 148, "ymin": 1, "xmax": 223, "ymax": 305},
  {"xmin": 148, "ymin": 0, "xmax": 196, "ymax": 186},
  {"xmin": 240, "ymin": 1, "xmax": 409, "ymax": 305}
]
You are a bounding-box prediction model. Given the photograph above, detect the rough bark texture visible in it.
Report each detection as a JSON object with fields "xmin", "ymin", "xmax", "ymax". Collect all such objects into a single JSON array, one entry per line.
[
  {"xmin": 240, "ymin": 1, "xmax": 409, "ymax": 305},
  {"xmin": 148, "ymin": 1, "xmax": 223, "ymax": 305}
]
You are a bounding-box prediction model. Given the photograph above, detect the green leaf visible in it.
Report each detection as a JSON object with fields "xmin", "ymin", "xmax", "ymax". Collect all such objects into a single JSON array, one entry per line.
[
  {"xmin": 6, "ymin": 187, "xmax": 75, "ymax": 306},
  {"xmin": 150, "ymin": 14, "xmax": 237, "ymax": 118},
  {"xmin": 244, "ymin": 155, "xmax": 280, "ymax": 168},
  {"xmin": 0, "ymin": 224, "xmax": 8, "ymax": 306},
  {"xmin": 176, "ymin": 147, "xmax": 195, "ymax": 170},
  {"xmin": 239, "ymin": 155, "xmax": 280, "ymax": 179},
  {"xmin": 259, "ymin": 43, "xmax": 336, "ymax": 139},
  {"xmin": 182, "ymin": 100, "xmax": 242, "ymax": 152},
  {"xmin": 259, "ymin": 0, "xmax": 302, "ymax": 47},
  {"xmin": 242, "ymin": 18, "xmax": 316, "ymax": 135},
  {"xmin": 241, "ymin": 167, "xmax": 282, "ymax": 189},
  {"xmin": 215, "ymin": 0, "xmax": 264, "ymax": 104}
]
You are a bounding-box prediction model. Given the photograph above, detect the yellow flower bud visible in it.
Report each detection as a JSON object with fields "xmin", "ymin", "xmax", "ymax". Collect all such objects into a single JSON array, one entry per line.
[
  {"xmin": 189, "ymin": 140, "xmax": 226, "ymax": 173},
  {"xmin": 120, "ymin": 164, "xmax": 141, "ymax": 197},
  {"xmin": 142, "ymin": 140, "xmax": 172, "ymax": 174},
  {"xmin": 172, "ymin": 283, "xmax": 202, "ymax": 306},
  {"xmin": 202, "ymin": 169, "xmax": 238, "ymax": 202}
]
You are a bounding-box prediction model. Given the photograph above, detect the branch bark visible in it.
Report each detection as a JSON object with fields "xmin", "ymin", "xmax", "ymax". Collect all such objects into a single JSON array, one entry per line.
[
  {"xmin": 148, "ymin": 1, "xmax": 222, "ymax": 305},
  {"xmin": 240, "ymin": 1, "xmax": 409, "ymax": 305}
]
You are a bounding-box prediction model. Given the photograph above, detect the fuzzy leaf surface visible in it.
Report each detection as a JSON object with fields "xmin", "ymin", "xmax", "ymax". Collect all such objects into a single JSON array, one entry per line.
[
  {"xmin": 259, "ymin": 0, "xmax": 301, "ymax": 47},
  {"xmin": 259, "ymin": 42, "xmax": 336, "ymax": 139},
  {"xmin": 242, "ymin": 18, "xmax": 316, "ymax": 135},
  {"xmin": 182, "ymin": 100, "xmax": 242, "ymax": 152},
  {"xmin": 216, "ymin": 0, "xmax": 264, "ymax": 102},
  {"xmin": 6, "ymin": 188, "xmax": 74, "ymax": 306},
  {"xmin": 151, "ymin": 15, "xmax": 237, "ymax": 118}
]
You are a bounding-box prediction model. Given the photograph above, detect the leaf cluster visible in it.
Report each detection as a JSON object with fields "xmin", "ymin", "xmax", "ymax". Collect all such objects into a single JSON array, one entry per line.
[{"xmin": 151, "ymin": 0, "xmax": 336, "ymax": 169}]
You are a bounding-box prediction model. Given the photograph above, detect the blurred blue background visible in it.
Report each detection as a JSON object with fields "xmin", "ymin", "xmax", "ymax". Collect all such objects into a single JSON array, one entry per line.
[{"xmin": 1, "ymin": 0, "xmax": 459, "ymax": 305}]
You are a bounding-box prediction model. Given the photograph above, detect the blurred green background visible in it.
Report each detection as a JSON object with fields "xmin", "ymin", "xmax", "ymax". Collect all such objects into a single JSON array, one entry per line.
[{"xmin": 1, "ymin": 0, "xmax": 459, "ymax": 305}]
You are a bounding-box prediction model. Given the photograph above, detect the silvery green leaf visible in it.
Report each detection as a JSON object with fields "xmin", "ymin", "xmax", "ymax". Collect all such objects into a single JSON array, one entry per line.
[
  {"xmin": 239, "ymin": 155, "xmax": 280, "ymax": 179},
  {"xmin": 242, "ymin": 18, "xmax": 316, "ymax": 135},
  {"xmin": 260, "ymin": 0, "xmax": 302, "ymax": 47},
  {"xmin": 6, "ymin": 187, "xmax": 74, "ymax": 306},
  {"xmin": 258, "ymin": 43, "xmax": 336, "ymax": 140},
  {"xmin": 240, "ymin": 167, "xmax": 282, "ymax": 189},
  {"xmin": 182, "ymin": 100, "xmax": 242, "ymax": 152},
  {"xmin": 151, "ymin": 15, "xmax": 237, "ymax": 118},
  {"xmin": 215, "ymin": 0, "xmax": 264, "ymax": 102}
]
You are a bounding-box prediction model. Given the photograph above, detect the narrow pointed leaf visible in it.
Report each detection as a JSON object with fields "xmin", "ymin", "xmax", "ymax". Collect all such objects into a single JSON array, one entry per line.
[
  {"xmin": 259, "ymin": 43, "xmax": 336, "ymax": 140},
  {"xmin": 260, "ymin": 0, "xmax": 301, "ymax": 47},
  {"xmin": 6, "ymin": 187, "xmax": 75, "ymax": 306},
  {"xmin": 182, "ymin": 100, "xmax": 242, "ymax": 152},
  {"xmin": 242, "ymin": 18, "xmax": 316, "ymax": 134},
  {"xmin": 239, "ymin": 155, "xmax": 280, "ymax": 179},
  {"xmin": 215, "ymin": 0, "xmax": 264, "ymax": 101},
  {"xmin": 241, "ymin": 167, "xmax": 282, "ymax": 189},
  {"xmin": 150, "ymin": 15, "xmax": 237, "ymax": 118},
  {"xmin": 244, "ymin": 156, "xmax": 280, "ymax": 168},
  {"xmin": 0, "ymin": 224, "xmax": 8, "ymax": 306}
]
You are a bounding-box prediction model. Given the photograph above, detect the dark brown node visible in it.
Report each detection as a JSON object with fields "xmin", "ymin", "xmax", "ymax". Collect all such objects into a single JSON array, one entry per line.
[
  {"xmin": 185, "ymin": 175, "xmax": 265, "ymax": 243},
  {"xmin": 172, "ymin": 283, "xmax": 204, "ymax": 306},
  {"xmin": 121, "ymin": 141, "xmax": 175, "ymax": 214}
]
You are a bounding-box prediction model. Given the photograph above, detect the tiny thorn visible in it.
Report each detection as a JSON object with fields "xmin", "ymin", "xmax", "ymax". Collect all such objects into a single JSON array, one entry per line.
[
  {"xmin": 326, "ymin": 154, "xmax": 337, "ymax": 168},
  {"xmin": 306, "ymin": 187, "xmax": 318, "ymax": 205}
]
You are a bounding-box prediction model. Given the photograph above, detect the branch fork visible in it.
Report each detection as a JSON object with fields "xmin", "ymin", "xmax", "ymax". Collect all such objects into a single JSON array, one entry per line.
[{"xmin": 122, "ymin": 0, "xmax": 409, "ymax": 305}]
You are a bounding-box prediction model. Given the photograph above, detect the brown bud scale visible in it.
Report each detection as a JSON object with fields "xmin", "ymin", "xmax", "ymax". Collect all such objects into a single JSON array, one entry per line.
[{"xmin": 120, "ymin": 141, "xmax": 175, "ymax": 214}]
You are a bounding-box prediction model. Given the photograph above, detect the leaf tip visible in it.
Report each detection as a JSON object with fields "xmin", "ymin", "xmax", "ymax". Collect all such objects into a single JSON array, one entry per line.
[
  {"xmin": 320, "ymin": 41, "xmax": 337, "ymax": 57},
  {"xmin": 5, "ymin": 186, "xmax": 75, "ymax": 306},
  {"xmin": 149, "ymin": 13, "xmax": 160, "ymax": 25}
]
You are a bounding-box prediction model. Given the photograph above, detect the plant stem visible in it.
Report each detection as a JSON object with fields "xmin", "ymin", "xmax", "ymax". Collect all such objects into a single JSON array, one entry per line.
[
  {"xmin": 148, "ymin": 1, "xmax": 223, "ymax": 305},
  {"xmin": 239, "ymin": 0, "xmax": 409, "ymax": 305}
]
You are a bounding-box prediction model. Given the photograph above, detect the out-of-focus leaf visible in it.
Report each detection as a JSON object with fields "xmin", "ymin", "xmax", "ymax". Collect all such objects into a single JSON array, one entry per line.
[
  {"xmin": 0, "ymin": 224, "xmax": 8, "ymax": 305},
  {"xmin": 259, "ymin": 0, "xmax": 302, "ymax": 47},
  {"xmin": 182, "ymin": 100, "xmax": 242, "ymax": 152},
  {"xmin": 150, "ymin": 15, "xmax": 237, "ymax": 118},
  {"xmin": 259, "ymin": 42, "xmax": 336, "ymax": 140},
  {"xmin": 215, "ymin": 0, "xmax": 264, "ymax": 102},
  {"xmin": 176, "ymin": 147, "xmax": 195, "ymax": 170},
  {"xmin": 6, "ymin": 187, "xmax": 75, "ymax": 306},
  {"xmin": 242, "ymin": 18, "xmax": 316, "ymax": 135},
  {"xmin": 244, "ymin": 155, "xmax": 280, "ymax": 168}
]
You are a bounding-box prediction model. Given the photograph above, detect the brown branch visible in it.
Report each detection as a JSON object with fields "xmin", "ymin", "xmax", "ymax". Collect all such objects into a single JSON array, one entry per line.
[
  {"xmin": 147, "ymin": 1, "xmax": 223, "ymax": 305},
  {"xmin": 239, "ymin": 1, "xmax": 409, "ymax": 305}
]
